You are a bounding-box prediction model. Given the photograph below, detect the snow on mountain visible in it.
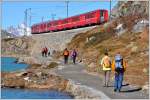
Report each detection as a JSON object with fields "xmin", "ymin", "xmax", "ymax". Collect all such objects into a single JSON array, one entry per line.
[{"xmin": 6, "ymin": 23, "xmax": 31, "ymax": 37}]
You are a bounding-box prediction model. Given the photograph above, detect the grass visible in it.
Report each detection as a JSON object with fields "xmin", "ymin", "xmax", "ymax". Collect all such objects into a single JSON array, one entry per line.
[{"xmin": 47, "ymin": 62, "xmax": 58, "ymax": 69}]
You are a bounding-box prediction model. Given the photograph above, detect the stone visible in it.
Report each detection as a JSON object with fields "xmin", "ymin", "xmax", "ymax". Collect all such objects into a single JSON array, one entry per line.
[
  {"xmin": 142, "ymin": 84, "xmax": 149, "ymax": 90},
  {"xmin": 143, "ymin": 68, "xmax": 148, "ymax": 73},
  {"xmin": 132, "ymin": 19, "xmax": 149, "ymax": 33},
  {"xmin": 89, "ymin": 36, "xmax": 96, "ymax": 41},
  {"xmin": 88, "ymin": 63, "xmax": 95, "ymax": 68},
  {"xmin": 131, "ymin": 46, "xmax": 138, "ymax": 53},
  {"xmin": 126, "ymin": 42, "xmax": 136, "ymax": 48}
]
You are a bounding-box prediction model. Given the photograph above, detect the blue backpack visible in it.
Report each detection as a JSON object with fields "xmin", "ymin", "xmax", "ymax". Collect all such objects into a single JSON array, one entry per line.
[{"xmin": 115, "ymin": 54, "xmax": 123, "ymax": 69}]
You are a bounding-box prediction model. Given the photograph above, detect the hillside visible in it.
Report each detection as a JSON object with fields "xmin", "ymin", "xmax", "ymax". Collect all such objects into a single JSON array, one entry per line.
[
  {"xmin": 1, "ymin": 36, "xmax": 35, "ymax": 57},
  {"xmin": 67, "ymin": 1, "xmax": 149, "ymax": 87}
]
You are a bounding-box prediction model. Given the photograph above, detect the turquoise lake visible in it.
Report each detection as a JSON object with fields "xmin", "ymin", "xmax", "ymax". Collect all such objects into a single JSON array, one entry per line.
[{"xmin": 1, "ymin": 57, "xmax": 73, "ymax": 99}]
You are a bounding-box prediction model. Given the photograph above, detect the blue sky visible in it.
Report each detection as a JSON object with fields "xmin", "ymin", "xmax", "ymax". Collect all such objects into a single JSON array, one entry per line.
[{"xmin": 2, "ymin": 1, "xmax": 118, "ymax": 29}]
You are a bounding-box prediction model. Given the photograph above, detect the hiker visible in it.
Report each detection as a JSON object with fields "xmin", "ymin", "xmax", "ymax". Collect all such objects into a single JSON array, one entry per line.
[
  {"xmin": 48, "ymin": 51, "xmax": 50, "ymax": 56},
  {"xmin": 101, "ymin": 52, "xmax": 111, "ymax": 87},
  {"xmin": 71, "ymin": 49, "xmax": 77, "ymax": 64},
  {"xmin": 112, "ymin": 52, "xmax": 126, "ymax": 92},
  {"xmin": 63, "ymin": 48, "xmax": 69, "ymax": 64},
  {"xmin": 45, "ymin": 47, "xmax": 48, "ymax": 57},
  {"xmin": 42, "ymin": 47, "xmax": 45, "ymax": 57},
  {"xmin": 48, "ymin": 48, "xmax": 51, "ymax": 56}
]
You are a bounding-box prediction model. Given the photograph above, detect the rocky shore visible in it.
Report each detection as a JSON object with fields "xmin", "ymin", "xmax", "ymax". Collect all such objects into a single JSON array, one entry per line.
[{"xmin": 1, "ymin": 56, "xmax": 107, "ymax": 99}]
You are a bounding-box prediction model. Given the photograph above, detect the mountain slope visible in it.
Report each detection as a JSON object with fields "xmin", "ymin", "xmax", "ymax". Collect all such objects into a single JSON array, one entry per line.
[{"xmin": 67, "ymin": 1, "xmax": 149, "ymax": 87}]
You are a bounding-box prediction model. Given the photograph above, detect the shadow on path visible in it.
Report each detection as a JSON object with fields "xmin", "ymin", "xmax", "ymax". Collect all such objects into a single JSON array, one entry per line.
[{"xmin": 121, "ymin": 87, "xmax": 142, "ymax": 93}]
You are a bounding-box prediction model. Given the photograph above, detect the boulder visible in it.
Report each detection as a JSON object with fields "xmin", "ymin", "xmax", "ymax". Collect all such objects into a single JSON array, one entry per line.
[
  {"xmin": 88, "ymin": 63, "xmax": 95, "ymax": 68},
  {"xmin": 132, "ymin": 20, "xmax": 149, "ymax": 33}
]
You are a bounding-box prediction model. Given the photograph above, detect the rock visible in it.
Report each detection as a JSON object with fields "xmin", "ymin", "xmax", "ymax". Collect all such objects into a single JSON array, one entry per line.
[
  {"xmin": 15, "ymin": 39, "xmax": 23, "ymax": 47},
  {"xmin": 132, "ymin": 20, "xmax": 149, "ymax": 33},
  {"xmin": 65, "ymin": 80, "xmax": 108, "ymax": 99},
  {"xmin": 142, "ymin": 84, "xmax": 149, "ymax": 90},
  {"xmin": 16, "ymin": 71, "xmax": 28, "ymax": 77},
  {"xmin": 88, "ymin": 63, "xmax": 95, "ymax": 68},
  {"xmin": 115, "ymin": 23, "xmax": 126, "ymax": 36},
  {"xmin": 131, "ymin": 46, "xmax": 138, "ymax": 53},
  {"xmin": 21, "ymin": 42, "xmax": 27, "ymax": 49},
  {"xmin": 143, "ymin": 68, "xmax": 148, "ymax": 73},
  {"xmin": 24, "ymin": 77, "xmax": 29, "ymax": 81},
  {"xmin": 3, "ymin": 77, "xmax": 25, "ymax": 88},
  {"xmin": 89, "ymin": 36, "xmax": 96, "ymax": 41},
  {"xmin": 18, "ymin": 57, "xmax": 38, "ymax": 64},
  {"xmin": 111, "ymin": 1, "xmax": 148, "ymax": 18},
  {"xmin": 126, "ymin": 42, "xmax": 136, "ymax": 48}
]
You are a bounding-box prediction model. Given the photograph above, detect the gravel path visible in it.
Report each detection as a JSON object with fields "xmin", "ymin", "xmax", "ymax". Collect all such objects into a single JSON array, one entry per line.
[{"xmin": 55, "ymin": 62, "xmax": 149, "ymax": 99}]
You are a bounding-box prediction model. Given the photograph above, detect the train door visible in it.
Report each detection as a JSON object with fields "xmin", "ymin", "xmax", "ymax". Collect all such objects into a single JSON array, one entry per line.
[
  {"xmin": 100, "ymin": 10, "xmax": 104, "ymax": 23},
  {"xmin": 104, "ymin": 10, "xmax": 109, "ymax": 22}
]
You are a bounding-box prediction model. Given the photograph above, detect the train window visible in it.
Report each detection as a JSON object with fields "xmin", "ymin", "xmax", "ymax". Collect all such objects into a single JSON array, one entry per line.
[
  {"xmin": 62, "ymin": 20, "xmax": 68, "ymax": 24},
  {"xmin": 72, "ymin": 17, "xmax": 80, "ymax": 22},
  {"xmin": 47, "ymin": 23, "xmax": 51, "ymax": 27},
  {"xmin": 100, "ymin": 11, "xmax": 104, "ymax": 17},
  {"xmin": 44, "ymin": 24, "xmax": 46, "ymax": 28},
  {"xmin": 52, "ymin": 21, "xmax": 58, "ymax": 26},
  {"xmin": 85, "ymin": 13, "xmax": 95, "ymax": 19}
]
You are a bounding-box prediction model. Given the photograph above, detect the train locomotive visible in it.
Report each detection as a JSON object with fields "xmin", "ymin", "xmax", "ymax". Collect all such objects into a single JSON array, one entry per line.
[{"xmin": 31, "ymin": 9, "xmax": 108, "ymax": 34}]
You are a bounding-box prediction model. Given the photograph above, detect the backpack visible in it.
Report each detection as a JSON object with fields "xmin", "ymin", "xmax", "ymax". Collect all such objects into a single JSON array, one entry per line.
[
  {"xmin": 115, "ymin": 54, "xmax": 123, "ymax": 72},
  {"xmin": 103, "ymin": 57, "xmax": 111, "ymax": 68}
]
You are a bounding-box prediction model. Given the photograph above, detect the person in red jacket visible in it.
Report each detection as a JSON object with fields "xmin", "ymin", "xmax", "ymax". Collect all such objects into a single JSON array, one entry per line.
[{"xmin": 45, "ymin": 47, "xmax": 48, "ymax": 57}]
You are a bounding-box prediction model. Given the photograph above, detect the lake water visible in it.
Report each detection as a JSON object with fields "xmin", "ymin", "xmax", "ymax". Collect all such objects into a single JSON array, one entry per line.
[
  {"xmin": 1, "ymin": 88, "xmax": 73, "ymax": 99},
  {"xmin": 1, "ymin": 57, "xmax": 28, "ymax": 72},
  {"xmin": 1, "ymin": 57, "xmax": 73, "ymax": 99}
]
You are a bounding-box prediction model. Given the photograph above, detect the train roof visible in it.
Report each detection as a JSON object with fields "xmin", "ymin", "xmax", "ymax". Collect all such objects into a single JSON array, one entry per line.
[{"xmin": 31, "ymin": 9, "xmax": 108, "ymax": 27}]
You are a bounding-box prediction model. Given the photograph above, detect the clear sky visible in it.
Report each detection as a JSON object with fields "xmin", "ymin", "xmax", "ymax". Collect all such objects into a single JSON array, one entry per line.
[{"xmin": 2, "ymin": 0, "xmax": 118, "ymax": 30}]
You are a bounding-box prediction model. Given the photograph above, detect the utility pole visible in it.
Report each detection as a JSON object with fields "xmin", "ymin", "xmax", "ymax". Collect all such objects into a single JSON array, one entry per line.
[
  {"xmin": 110, "ymin": 0, "xmax": 111, "ymax": 20},
  {"xmin": 24, "ymin": 8, "xmax": 31, "ymax": 36},
  {"xmin": 29, "ymin": 8, "xmax": 31, "ymax": 27},
  {"xmin": 24, "ymin": 9, "xmax": 27, "ymax": 36},
  {"xmin": 66, "ymin": 1, "xmax": 69, "ymax": 18},
  {"xmin": 42, "ymin": 16, "xmax": 44, "ymax": 22}
]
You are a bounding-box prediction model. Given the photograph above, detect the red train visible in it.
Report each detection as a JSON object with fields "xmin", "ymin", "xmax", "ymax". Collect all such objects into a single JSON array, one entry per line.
[{"xmin": 31, "ymin": 9, "xmax": 108, "ymax": 34}]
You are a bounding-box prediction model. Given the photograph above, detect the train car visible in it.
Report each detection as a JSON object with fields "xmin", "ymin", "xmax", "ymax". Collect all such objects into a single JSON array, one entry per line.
[{"xmin": 31, "ymin": 9, "xmax": 108, "ymax": 34}]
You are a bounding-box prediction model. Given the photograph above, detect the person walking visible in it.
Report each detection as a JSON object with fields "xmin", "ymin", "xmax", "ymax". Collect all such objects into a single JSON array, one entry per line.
[
  {"xmin": 42, "ymin": 47, "xmax": 45, "ymax": 57},
  {"xmin": 71, "ymin": 49, "xmax": 77, "ymax": 64},
  {"xmin": 45, "ymin": 47, "xmax": 48, "ymax": 57},
  {"xmin": 63, "ymin": 48, "xmax": 69, "ymax": 64},
  {"xmin": 112, "ymin": 52, "xmax": 126, "ymax": 92},
  {"xmin": 101, "ymin": 52, "xmax": 111, "ymax": 87},
  {"xmin": 48, "ymin": 48, "xmax": 51, "ymax": 56}
]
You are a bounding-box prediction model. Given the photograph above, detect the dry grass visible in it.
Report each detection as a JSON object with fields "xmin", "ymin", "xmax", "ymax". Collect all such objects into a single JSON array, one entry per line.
[
  {"xmin": 47, "ymin": 62, "xmax": 58, "ymax": 69},
  {"xmin": 67, "ymin": 14, "xmax": 149, "ymax": 86}
]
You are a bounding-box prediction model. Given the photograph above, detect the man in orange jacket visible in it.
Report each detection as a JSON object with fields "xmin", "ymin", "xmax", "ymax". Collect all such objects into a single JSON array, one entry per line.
[
  {"xmin": 63, "ymin": 48, "xmax": 69, "ymax": 64},
  {"xmin": 111, "ymin": 52, "xmax": 126, "ymax": 92}
]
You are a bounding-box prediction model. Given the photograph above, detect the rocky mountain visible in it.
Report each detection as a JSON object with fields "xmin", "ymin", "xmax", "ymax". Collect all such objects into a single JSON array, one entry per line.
[
  {"xmin": 6, "ymin": 23, "xmax": 31, "ymax": 37},
  {"xmin": 111, "ymin": 1, "xmax": 149, "ymax": 19},
  {"xmin": 1, "ymin": 30, "xmax": 16, "ymax": 39}
]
